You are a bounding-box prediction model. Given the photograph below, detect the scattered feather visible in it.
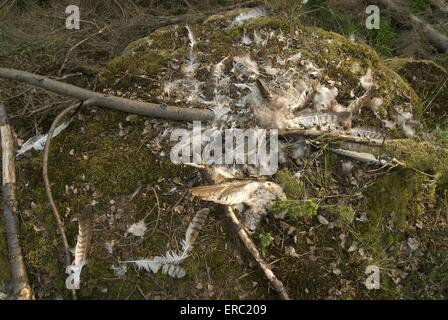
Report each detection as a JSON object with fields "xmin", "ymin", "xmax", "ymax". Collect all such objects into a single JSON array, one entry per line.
[
  {"xmin": 191, "ymin": 180, "xmax": 265, "ymax": 205},
  {"xmin": 181, "ymin": 52, "xmax": 200, "ymax": 76},
  {"xmin": 360, "ymin": 69, "xmax": 374, "ymax": 91},
  {"xmin": 16, "ymin": 120, "xmax": 71, "ymax": 157},
  {"xmin": 402, "ymin": 123, "xmax": 416, "ymax": 138},
  {"xmin": 253, "ymin": 30, "xmax": 267, "ymax": 46},
  {"xmin": 127, "ymin": 219, "xmax": 147, "ymax": 237},
  {"xmin": 290, "ymin": 142, "xmax": 309, "ymax": 159},
  {"xmin": 112, "ymin": 264, "xmax": 127, "ymax": 278},
  {"xmin": 105, "ymin": 240, "xmax": 115, "ymax": 254},
  {"xmin": 214, "ymin": 56, "xmax": 229, "ymax": 82},
  {"xmin": 231, "ymin": 7, "xmax": 267, "ymax": 27},
  {"xmin": 350, "ymin": 127, "xmax": 386, "ymax": 141},
  {"xmin": 331, "ymin": 148, "xmax": 386, "ymax": 165},
  {"xmin": 318, "ymin": 215, "xmax": 329, "ymax": 225},
  {"xmin": 285, "ymin": 246, "xmax": 300, "ymax": 258},
  {"xmin": 183, "ymin": 208, "xmax": 210, "ymax": 254},
  {"xmin": 65, "ymin": 205, "xmax": 93, "ymax": 290},
  {"xmin": 407, "ymin": 238, "xmax": 419, "ymax": 251},
  {"xmin": 241, "ymin": 29, "xmax": 253, "ymax": 45},
  {"xmin": 208, "ymin": 165, "xmax": 243, "ymax": 183},
  {"xmin": 342, "ymin": 161, "xmax": 354, "ymax": 172},
  {"xmin": 192, "ymin": 180, "xmax": 285, "ymax": 231},
  {"xmin": 287, "ymin": 53, "xmax": 302, "ymax": 63},
  {"xmin": 313, "ymin": 86, "xmax": 338, "ymax": 111},
  {"xmin": 185, "ymin": 24, "xmax": 197, "ymax": 48}
]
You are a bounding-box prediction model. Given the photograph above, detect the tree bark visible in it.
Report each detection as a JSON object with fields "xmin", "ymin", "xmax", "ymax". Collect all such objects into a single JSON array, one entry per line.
[{"xmin": 0, "ymin": 103, "xmax": 32, "ymax": 300}]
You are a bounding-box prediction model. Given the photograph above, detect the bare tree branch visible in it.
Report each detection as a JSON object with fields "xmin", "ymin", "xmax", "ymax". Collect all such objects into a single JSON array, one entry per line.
[{"xmin": 0, "ymin": 68, "xmax": 214, "ymax": 122}]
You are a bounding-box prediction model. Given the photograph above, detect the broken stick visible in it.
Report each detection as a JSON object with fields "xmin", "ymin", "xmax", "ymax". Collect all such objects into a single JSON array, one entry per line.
[
  {"xmin": 224, "ymin": 206, "xmax": 290, "ymax": 300},
  {"xmin": 0, "ymin": 103, "xmax": 32, "ymax": 300}
]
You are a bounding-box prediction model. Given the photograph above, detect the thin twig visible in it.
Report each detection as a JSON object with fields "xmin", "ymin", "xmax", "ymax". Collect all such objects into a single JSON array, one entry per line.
[
  {"xmin": 42, "ymin": 101, "xmax": 92, "ymax": 300},
  {"xmin": 58, "ymin": 27, "xmax": 107, "ymax": 77},
  {"xmin": 151, "ymin": 187, "xmax": 162, "ymax": 235}
]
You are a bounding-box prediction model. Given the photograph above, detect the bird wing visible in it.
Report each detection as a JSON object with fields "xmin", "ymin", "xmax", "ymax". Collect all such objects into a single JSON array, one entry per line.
[{"xmin": 191, "ymin": 180, "xmax": 260, "ymax": 205}]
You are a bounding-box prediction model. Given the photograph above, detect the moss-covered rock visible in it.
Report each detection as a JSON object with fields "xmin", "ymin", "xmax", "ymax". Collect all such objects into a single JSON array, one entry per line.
[
  {"xmin": 99, "ymin": 14, "xmax": 418, "ymax": 129},
  {"xmin": 386, "ymin": 58, "xmax": 448, "ymax": 128}
]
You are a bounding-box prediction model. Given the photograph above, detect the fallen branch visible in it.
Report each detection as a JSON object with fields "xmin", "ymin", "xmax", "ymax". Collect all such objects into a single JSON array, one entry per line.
[
  {"xmin": 377, "ymin": 0, "xmax": 448, "ymax": 53},
  {"xmin": 224, "ymin": 206, "xmax": 290, "ymax": 300},
  {"xmin": 0, "ymin": 68, "xmax": 214, "ymax": 122},
  {"xmin": 0, "ymin": 103, "xmax": 32, "ymax": 300}
]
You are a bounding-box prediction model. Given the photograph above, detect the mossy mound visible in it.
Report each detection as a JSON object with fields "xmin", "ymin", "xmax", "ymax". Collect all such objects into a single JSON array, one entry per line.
[
  {"xmin": 99, "ymin": 12, "xmax": 419, "ymax": 130},
  {"xmin": 386, "ymin": 58, "xmax": 448, "ymax": 128}
]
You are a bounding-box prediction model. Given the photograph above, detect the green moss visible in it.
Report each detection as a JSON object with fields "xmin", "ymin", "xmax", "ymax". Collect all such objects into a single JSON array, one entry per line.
[
  {"xmin": 338, "ymin": 205, "xmax": 355, "ymax": 225},
  {"xmin": 258, "ymin": 233, "xmax": 274, "ymax": 256},
  {"xmin": 271, "ymin": 199, "xmax": 318, "ymax": 219},
  {"xmin": 409, "ymin": 0, "xmax": 429, "ymax": 13},
  {"xmin": 274, "ymin": 168, "xmax": 303, "ymax": 199},
  {"xmin": 385, "ymin": 139, "xmax": 448, "ymax": 184},
  {"xmin": 363, "ymin": 171, "xmax": 424, "ymax": 249},
  {"xmin": 386, "ymin": 58, "xmax": 448, "ymax": 127}
]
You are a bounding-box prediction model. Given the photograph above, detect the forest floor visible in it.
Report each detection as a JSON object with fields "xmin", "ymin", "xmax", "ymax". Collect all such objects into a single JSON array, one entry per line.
[{"xmin": 0, "ymin": 0, "xmax": 448, "ymax": 300}]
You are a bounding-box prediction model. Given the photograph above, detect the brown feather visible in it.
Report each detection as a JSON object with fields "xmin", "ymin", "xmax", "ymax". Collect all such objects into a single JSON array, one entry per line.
[{"xmin": 74, "ymin": 205, "xmax": 94, "ymax": 265}]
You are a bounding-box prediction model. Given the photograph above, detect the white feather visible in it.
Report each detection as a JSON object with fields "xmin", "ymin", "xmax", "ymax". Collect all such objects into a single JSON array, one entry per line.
[
  {"xmin": 360, "ymin": 69, "xmax": 374, "ymax": 91},
  {"xmin": 181, "ymin": 50, "xmax": 199, "ymax": 76},
  {"xmin": 214, "ymin": 56, "xmax": 229, "ymax": 82},
  {"xmin": 185, "ymin": 24, "xmax": 197, "ymax": 48},
  {"xmin": 241, "ymin": 29, "xmax": 253, "ymax": 45},
  {"xmin": 16, "ymin": 120, "xmax": 71, "ymax": 157},
  {"xmin": 287, "ymin": 53, "xmax": 302, "ymax": 63},
  {"xmin": 253, "ymin": 30, "xmax": 267, "ymax": 46},
  {"xmin": 313, "ymin": 86, "xmax": 338, "ymax": 111},
  {"xmin": 65, "ymin": 260, "xmax": 86, "ymax": 290},
  {"xmin": 233, "ymin": 54, "xmax": 260, "ymax": 77},
  {"xmin": 231, "ymin": 7, "xmax": 267, "ymax": 27},
  {"xmin": 126, "ymin": 220, "xmax": 147, "ymax": 237}
]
